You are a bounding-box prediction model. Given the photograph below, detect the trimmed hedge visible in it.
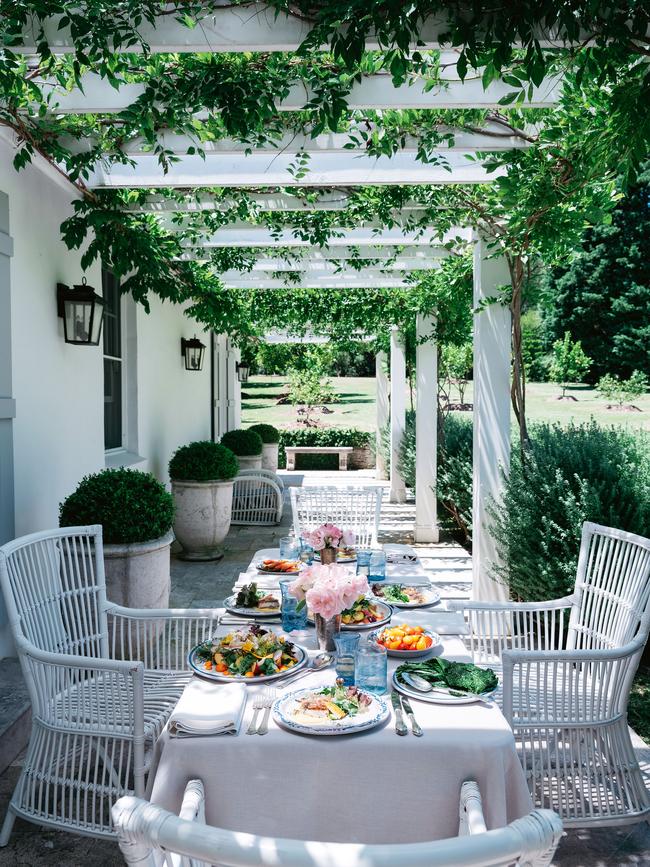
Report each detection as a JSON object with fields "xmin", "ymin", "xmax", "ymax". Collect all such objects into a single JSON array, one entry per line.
[
  {"xmin": 490, "ymin": 422, "xmax": 650, "ymax": 601},
  {"xmin": 278, "ymin": 428, "xmax": 372, "ymax": 470},
  {"xmin": 248, "ymin": 423, "xmax": 280, "ymax": 444},
  {"xmin": 59, "ymin": 468, "xmax": 174, "ymax": 545},
  {"xmin": 169, "ymin": 441, "xmax": 239, "ymax": 482},
  {"xmin": 220, "ymin": 428, "xmax": 263, "ymax": 456}
]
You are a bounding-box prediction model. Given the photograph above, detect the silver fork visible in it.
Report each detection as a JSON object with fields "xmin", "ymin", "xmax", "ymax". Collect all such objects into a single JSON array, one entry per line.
[
  {"xmin": 256, "ymin": 688, "xmax": 277, "ymax": 736},
  {"xmin": 246, "ymin": 693, "xmax": 267, "ymax": 735}
]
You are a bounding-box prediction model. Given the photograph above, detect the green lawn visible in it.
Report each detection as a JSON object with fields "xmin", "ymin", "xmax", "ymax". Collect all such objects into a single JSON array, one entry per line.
[{"xmin": 243, "ymin": 375, "xmax": 650, "ymax": 433}]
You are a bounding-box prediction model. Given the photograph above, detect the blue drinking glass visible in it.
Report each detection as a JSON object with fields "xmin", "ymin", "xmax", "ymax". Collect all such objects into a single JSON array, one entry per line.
[
  {"xmin": 279, "ymin": 578, "xmax": 308, "ymax": 632},
  {"xmin": 333, "ymin": 633, "xmax": 360, "ymax": 686},
  {"xmin": 299, "ymin": 538, "xmax": 315, "ymax": 565},
  {"xmin": 279, "ymin": 535, "xmax": 301, "ymax": 559},
  {"xmin": 356, "ymin": 550, "xmax": 371, "ymax": 578},
  {"xmin": 368, "ymin": 550, "xmax": 387, "ymax": 582},
  {"xmin": 355, "ymin": 638, "xmax": 388, "ymax": 695}
]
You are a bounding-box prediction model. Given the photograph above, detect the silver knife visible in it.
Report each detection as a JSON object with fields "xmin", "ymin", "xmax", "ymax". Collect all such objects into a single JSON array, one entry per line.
[
  {"xmin": 400, "ymin": 695, "xmax": 423, "ymax": 737},
  {"xmin": 390, "ymin": 691, "xmax": 408, "ymax": 736}
]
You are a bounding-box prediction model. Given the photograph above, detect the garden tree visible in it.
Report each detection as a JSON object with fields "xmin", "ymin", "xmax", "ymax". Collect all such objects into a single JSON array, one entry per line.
[
  {"xmin": 521, "ymin": 310, "xmax": 548, "ymax": 383},
  {"xmin": 287, "ymin": 367, "xmax": 335, "ymax": 426},
  {"xmin": 439, "ymin": 343, "xmax": 473, "ymax": 407},
  {"xmin": 597, "ymin": 371, "xmax": 649, "ymax": 409},
  {"xmin": 548, "ymin": 332, "xmax": 592, "ymax": 398},
  {"xmin": 542, "ymin": 176, "xmax": 650, "ymax": 383}
]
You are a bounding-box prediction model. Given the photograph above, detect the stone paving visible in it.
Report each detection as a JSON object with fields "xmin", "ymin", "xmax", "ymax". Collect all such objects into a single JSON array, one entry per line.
[{"xmin": 0, "ymin": 470, "xmax": 648, "ymax": 865}]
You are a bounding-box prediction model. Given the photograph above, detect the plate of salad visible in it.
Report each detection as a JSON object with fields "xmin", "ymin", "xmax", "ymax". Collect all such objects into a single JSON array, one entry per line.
[
  {"xmin": 340, "ymin": 597, "xmax": 392, "ymax": 629},
  {"xmin": 273, "ymin": 682, "xmax": 390, "ymax": 735},
  {"xmin": 224, "ymin": 583, "xmax": 280, "ymax": 617},
  {"xmin": 392, "ymin": 658, "xmax": 499, "ymax": 704},
  {"xmin": 371, "ymin": 583, "xmax": 440, "ymax": 608},
  {"xmin": 189, "ymin": 625, "xmax": 307, "ymax": 683}
]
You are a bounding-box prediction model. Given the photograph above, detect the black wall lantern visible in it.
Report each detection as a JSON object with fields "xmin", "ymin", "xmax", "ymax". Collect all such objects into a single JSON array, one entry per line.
[
  {"xmin": 57, "ymin": 279, "xmax": 105, "ymax": 345},
  {"xmin": 181, "ymin": 336, "xmax": 206, "ymax": 371},
  {"xmin": 236, "ymin": 361, "xmax": 250, "ymax": 383}
]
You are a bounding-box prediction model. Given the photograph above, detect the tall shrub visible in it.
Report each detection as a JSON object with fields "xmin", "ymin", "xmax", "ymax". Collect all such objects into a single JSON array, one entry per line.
[{"xmin": 490, "ymin": 422, "xmax": 650, "ymax": 601}]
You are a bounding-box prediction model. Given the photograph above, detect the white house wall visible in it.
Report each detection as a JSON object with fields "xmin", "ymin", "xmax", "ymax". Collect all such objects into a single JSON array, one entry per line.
[{"xmin": 0, "ymin": 137, "xmax": 215, "ymax": 657}]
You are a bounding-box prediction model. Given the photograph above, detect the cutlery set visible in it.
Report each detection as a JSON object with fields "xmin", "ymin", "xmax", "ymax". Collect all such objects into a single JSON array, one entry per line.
[
  {"xmin": 391, "ymin": 691, "xmax": 422, "ymax": 736},
  {"xmin": 246, "ymin": 688, "xmax": 277, "ymax": 735}
]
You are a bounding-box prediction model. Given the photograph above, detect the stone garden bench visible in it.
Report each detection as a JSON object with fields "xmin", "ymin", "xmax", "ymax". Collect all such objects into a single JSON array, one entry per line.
[{"xmin": 284, "ymin": 445, "xmax": 353, "ymax": 471}]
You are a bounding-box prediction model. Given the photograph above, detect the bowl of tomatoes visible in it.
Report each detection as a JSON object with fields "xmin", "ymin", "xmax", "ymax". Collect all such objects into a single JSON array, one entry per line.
[{"xmin": 373, "ymin": 623, "xmax": 440, "ymax": 657}]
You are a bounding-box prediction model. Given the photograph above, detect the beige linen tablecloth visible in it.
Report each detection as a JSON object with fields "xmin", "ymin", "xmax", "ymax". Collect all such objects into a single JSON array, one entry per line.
[{"xmin": 148, "ymin": 633, "xmax": 532, "ymax": 843}]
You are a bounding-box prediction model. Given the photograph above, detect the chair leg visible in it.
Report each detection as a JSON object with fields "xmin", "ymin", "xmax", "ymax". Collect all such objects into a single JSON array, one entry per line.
[{"xmin": 0, "ymin": 804, "xmax": 17, "ymax": 847}]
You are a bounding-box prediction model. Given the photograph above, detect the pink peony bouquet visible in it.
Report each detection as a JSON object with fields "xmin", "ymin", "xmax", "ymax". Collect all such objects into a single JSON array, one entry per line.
[
  {"xmin": 302, "ymin": 523, "xmax": 356, "ymax": 551},
  {"xmin": 288, "ymin": 563, "xmax": 369, "ymax": 620}
]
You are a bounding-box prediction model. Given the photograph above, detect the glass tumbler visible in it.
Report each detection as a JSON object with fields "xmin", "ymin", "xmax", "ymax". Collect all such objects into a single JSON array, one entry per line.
[
  {"xmin": 356, "ymin": 550, "xmax": 371, "ymax": 578},
  {"xmin": 279, "ymin": 578, "xmax": 308, "ymax": 632},
  {"xmin": 355, "ymin": 638, "xmax": 388, "ymax": 696},
  {"xmin": 368, "ymin": 550, "xmax": 387, "ymax": 582},
  {"xmin": 333, "ymin": 633, "xmax": 360, "ymax": 686},
  {"xmin": 279, "ymin": 535, "xmax": 301, "ymax": 560},
  {"xmin": 299, "ymin": 538, "xmax": 315, "ymax": 565}
]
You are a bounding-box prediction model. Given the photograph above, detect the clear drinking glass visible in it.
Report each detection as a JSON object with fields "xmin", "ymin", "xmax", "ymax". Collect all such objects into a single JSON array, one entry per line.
[
  {"xmin": 279, "ymin": 535, "xmax": 301, "ymax": 559},
  {"xmin": 279, "ymin": 578, "xmax": 308, "ymax": 632},
  {"xmin": 355, "ymin": 638, "xmax": 388, "ymax": 695},
  {"xmin": 299, "ymin": 538, "xmax": 315, "ymax": 564},
  {"xmin": 368, "ymin": 550, "xmax": 387, "ymax": 582},
  {"xmin": 356, "ymin": 550, "xmax": 371, "ymax": 578},
  {"xmin": 333, "ymin": 633, "xmax": 360, "ymax": 686}
]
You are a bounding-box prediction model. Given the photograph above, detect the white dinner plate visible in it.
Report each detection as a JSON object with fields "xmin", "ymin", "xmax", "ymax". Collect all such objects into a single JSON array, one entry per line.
[
  {"xmin": 273, "ymin": 687, "xmax": 389, "ymax": 736},
  {"xmin": 224, "ymin": 594, "xmax": 281, "ymax": 618},
  {"xmin": 255, "ymin": 561, "xmax": 301, "ymax": 575},
  {"xmin": 391, "ymin": 670, "xmax": 498, "ymax": 705},
  {"xmin": 188, "ymin": 642, "xmax": 308, "ymax": 684},
  {"xmin": 371, "ymin": 585, "xmax": 441, "ymax": 608}
]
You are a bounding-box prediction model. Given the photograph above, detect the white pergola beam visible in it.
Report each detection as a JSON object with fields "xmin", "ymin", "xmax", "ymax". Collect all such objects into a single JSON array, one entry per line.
[
  {"xmin": 86, "ymin": 152, "xmax": 505, "ymax": 188},
  {"xmin": 39, "ymin": 72, "xmax": 560, "ymax": 114},
  {"xmin": 12, "ymin": 9, "xmax": 576, "ymax": 54},
  {"xmin": 72, "ymin": 128, "xmax": 531, "ymax": 156},
  {"xmin": 215, "ymin": 258, "xmax": 445, "ymax": 275},
  {"xmin": 221, "ymin": 277, "xmax": 410, "ymax": 289},
  {"xmin": 176, "ymin": 247, "xmax": 452, "ymax": 263},
  {"xmin": 180, "ymin": 227, "xmax": 469, "ymax": 248}
]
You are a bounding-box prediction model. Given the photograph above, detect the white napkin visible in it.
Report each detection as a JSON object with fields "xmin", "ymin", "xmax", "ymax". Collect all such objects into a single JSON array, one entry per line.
[
  {"xmin": 384, "ymin": 543, "xmax": 418, "ymax": 564},
  {"xmin": 168, "ymin": 679, "xmax": 247, "ymax": 737}
]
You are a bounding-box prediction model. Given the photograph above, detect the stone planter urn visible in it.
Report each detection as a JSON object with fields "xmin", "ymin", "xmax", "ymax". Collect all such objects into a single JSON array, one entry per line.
[
  {"xmin": 237, "ymin": 454, "xmax": 263, "ymax": 471},
  {"xmin": 171, "ymin": 478, "xmax": 235, "ymax": 561},
  {"xmin": 103, "ymin": 531, "xmax": 173, "ymax": 609},
  {"xmin": 261, "ymin": 442, "xmax": 279, "ymax": 472}
]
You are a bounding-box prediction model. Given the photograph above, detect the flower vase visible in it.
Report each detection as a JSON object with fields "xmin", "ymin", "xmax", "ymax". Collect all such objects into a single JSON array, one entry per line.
[
  {"xmin": 319, "ymin": 546, "xmax": 337, "ymax": 565},
  {"xmin": 314, "ymin": 613, "xmax": 342, "ymax": 652}
]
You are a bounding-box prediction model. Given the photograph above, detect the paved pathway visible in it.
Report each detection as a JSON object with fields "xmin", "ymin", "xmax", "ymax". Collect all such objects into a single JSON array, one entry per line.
[{"xmin": 0, "ymin": 470, "xmax": 648, "ymax": 865}]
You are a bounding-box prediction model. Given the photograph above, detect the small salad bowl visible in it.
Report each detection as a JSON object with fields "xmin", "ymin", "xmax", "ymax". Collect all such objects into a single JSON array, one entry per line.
[{"xmin": 372, "ymin": 625, "xmax": 440, "ymax": 658}]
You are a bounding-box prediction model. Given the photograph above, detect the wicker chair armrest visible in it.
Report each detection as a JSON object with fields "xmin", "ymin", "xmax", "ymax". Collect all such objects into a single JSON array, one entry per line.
[
  {"xmin": 501, "ymin": 635, "xmax": 647, "ymax": 725},
  {"xmin": 104, "ymin": 605, "xmax": 221, "ymax": 670},
  {"xmin": 16, "ymin": 636, "xmax": 145, "ymax": 734}
]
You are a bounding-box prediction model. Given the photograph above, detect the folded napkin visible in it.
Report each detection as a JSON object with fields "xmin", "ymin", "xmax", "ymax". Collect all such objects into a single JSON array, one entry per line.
[
  {"xmin": 384, "ymin": 543, "xmax": 418, "ymax": 564},
  {"xmin": 168, "ymin": 679, "xmax": 246, "ymax": 737}
]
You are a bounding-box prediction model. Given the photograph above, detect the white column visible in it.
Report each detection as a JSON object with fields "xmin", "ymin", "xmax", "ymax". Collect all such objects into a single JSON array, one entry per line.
[
  {"xmin": 375, "ymin": 351, "xmax": 389, "ymax": 480},
  {"xmin": 225, "ymin": 338, "xmax": 238, "ymax": 431},
  {"xmin": 415, "ymin": 314, "xmax": 439, "ymax": 542},
  {"xmin": 232, "ymin": 344, "xmax": 242, "ymax": 429},
  {"xmin": 472, "ymin": 234, "xmax": 511, "ymax": 601},
  {"xmin": 389, "ymin": 326, "xmax": 407, "ymax": 504},
  {"xmin": 213, "ymin": 333, "xmax": 229, "ymax": 438}
]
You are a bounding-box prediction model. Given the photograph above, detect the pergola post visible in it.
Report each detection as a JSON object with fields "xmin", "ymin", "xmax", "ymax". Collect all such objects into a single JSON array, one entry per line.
[
  {"xmin": 225, "ymin": 338, "xmax": 240, "ymax": 430},
  {"xmin": 472, "ymin": 234, "xmax": 511, "ymax": 601},
  {"xmin": 375, "ymin": 351, "xmax": 389, "ymax": 480},
  {"xmin": 389, "ymin": 326, "xmax": 407, "ymax": 504},
  {"xmin": 415, "ymin": 314, "xmax": 439, "ymax": 542}
]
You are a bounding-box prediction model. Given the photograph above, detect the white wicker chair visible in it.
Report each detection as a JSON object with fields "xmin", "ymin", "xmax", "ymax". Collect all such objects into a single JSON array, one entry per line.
[
  {"xmin": 113, "ymin": 778, "xmax": 562, "ymax": 867},
  {"xmin": 449, "ymin": 521, "xmax": 650, "ymax": 827},
  {"xmin": 0, "ymin": 526, "xmax": 221, "ymax": 843},
  {"xmin": 231, "ymin": 470, "xmax": 284, "ymax": 526},
  {"xmin": 290, "ymin": 486, "xmax": 382, "ymax": 548}
]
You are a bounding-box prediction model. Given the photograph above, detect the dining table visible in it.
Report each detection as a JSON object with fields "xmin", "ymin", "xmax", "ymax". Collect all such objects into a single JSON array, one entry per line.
[{"xmin": 147, "ymin": 544, "xmax": 532, "ymax": 844}]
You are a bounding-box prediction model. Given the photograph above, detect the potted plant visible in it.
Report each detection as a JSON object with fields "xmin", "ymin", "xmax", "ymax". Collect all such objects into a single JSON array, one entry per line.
[
  {"xmin": 248, "ymin": 423, "xmax": 280, "ymax": 471},
  {"xmin": 59, "ymin": 468, "xmax": 174, "ymax": 609},
  {"xmin": 169, "ymin": 441, "xmax": 239, "ymax": 561},
  {"xmin": 220, "ymin": 428, "xmax": 264, "ymax": 470}
]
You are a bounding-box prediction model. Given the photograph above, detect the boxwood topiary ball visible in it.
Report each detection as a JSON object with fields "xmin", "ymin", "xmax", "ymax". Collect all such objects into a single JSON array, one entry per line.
[
  {"xmin": 59, "ymin": 468, "xmax": 174, "ymax": 545},
  {"xmin": 168, "ymin": 441, "xmax": 239, "ymax": 482},
  {"xmin": 220, "ymin": 428, "xmax": 263, "ymax": 456},
  {"xmin": 248, "ymin": 423, "xmax": 280, "ymax": 444}
]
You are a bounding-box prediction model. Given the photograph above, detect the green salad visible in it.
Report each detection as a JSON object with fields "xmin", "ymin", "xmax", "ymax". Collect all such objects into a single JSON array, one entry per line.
[{"xmin": 396, "ymin": 657, "xmax": 498, "ymax": 694}]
